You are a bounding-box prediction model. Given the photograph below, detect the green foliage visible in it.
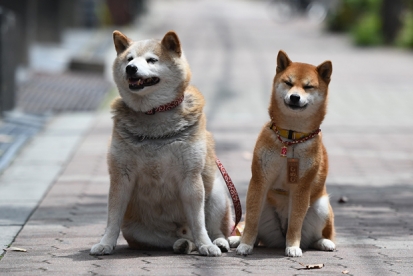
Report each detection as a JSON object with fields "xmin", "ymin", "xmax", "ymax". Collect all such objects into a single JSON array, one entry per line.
[
  {"xmin": 325, "ymin": 0, "xmax": 413, "ymax": 46},
  {"xmin": 352, "ymin": 12, "xmax": 383, "ymax": 45},
  {"xmin": 396, "ymin": 11, "xmax": 413, "ymax": 48},
  {"xmin": 326, "ymin": 1, "xmax": 360, "ymax": 32},
  {"xmin": 327, "ymin": 0, "xmax": 382, "ymax": 32}
]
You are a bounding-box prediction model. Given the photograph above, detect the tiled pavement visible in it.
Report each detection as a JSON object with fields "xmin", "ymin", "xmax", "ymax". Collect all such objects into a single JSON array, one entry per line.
[{"xmin": 1, "ymin": 0, "xmax": 413, "ymax": 275}]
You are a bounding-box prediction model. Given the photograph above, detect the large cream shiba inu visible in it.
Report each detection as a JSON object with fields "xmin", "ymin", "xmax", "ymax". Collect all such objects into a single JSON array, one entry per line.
[
  {"xmin": 90, "ymin": 30, "xmax": 233, "ymax": 256},
  {"xmin": 231, "ymin": 50, "xmax": 335, "ymax": 257}
]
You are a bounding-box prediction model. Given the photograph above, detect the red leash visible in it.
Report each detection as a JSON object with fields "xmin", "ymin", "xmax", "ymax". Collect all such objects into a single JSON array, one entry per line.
[{"xmin": 215, "ymin": 158, "xmax": 242, "ymax": 234}]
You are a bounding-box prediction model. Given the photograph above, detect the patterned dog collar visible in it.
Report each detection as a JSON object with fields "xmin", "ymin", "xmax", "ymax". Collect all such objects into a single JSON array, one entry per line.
[{"xmin": 145, "ymin": 95, "xmax": 184, "ymax": 115}]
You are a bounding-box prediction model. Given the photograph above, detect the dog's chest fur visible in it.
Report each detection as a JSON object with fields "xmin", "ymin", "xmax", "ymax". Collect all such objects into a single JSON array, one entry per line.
[
  {"xmin": 128, "ymin": 146, "xmax": 200, "ymax": 226},
  {"xmin": 258, "ymin": 127, "xmax": 322, "ymax": 222},
  {"xmin": 260, "ymin": 131, "xmax": 318, "ymax": 191},
  {"xmin": 110, "ymin": 91, "xmax": 207, "ymax": 227}
]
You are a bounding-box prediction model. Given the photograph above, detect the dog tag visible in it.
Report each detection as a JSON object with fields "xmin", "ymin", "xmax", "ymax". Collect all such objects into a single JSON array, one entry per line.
[
  {"xmin": 280, "ymin": 146, "xmax": 287, "ymax": 157},
  {"xmin": 287, "ymin": 158, "xmax": 299, "ymax": 184}
]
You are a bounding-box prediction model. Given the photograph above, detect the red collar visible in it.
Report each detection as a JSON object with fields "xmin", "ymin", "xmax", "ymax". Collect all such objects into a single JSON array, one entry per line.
[
  {"xmin": 145, "ymin": 95, "xmax": 184, "ymax": 115},
  {"xmin": 269, "ymin": 122, "xmax": 321, "ymax": 157}
]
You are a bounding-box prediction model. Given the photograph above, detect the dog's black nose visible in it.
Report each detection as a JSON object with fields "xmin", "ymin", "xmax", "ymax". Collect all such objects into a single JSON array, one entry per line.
[
  {"xmin": 126, "ymin": 64, "xmax": 138, "ymax": 75},
  {"xmin": 290, "ymin": 94, "xmax": 300, "ymax": 104}
]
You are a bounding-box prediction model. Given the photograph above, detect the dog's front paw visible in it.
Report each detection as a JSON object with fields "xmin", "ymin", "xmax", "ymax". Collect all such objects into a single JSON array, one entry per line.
[
  {"xmin": 312, "ymin": 238, "xmax": 336, "ymax": 251},
  {"xmin": 198, "ymin": 244, "xmax": 222, "ymax": 257},
  {"xmin": 228, "ymin": 236, "xmax": 241, "ymax": 248},
  {"xmin": 213, "ymin": 238, "xmax": 229, "ymax": 252},
  {"xmin": 236, "ymin": 243, "xmax": 253, "ymax": 256},
  {"xmin": 285, "ymin": 246, "xmax": 302, "ymax": 257},
  {"xmin": 90, "ymin": 243, "xmax": 115, "ymax": 255}
]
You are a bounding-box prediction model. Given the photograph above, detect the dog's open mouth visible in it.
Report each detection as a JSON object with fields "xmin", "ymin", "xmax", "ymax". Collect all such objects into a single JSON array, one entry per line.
[
  {"xmin": 128, "ymin": 77, "xmax": 160, "ymax": 90},
  {"xmin": 285, "ymin": 102, "xmax": 308, "ymax": 111}
]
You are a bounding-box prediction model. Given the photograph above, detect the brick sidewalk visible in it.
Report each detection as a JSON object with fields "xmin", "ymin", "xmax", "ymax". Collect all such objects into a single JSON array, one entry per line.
[
  {"xmin": 1, "ymin": 0, "xmax": 413, "ymax": 275},
  {"xmin": 1, "ymin": 113, "xmax": 412, "ymax": 275}
]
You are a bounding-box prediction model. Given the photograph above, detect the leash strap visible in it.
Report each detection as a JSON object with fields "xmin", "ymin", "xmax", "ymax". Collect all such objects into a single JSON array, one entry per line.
[{"xmin": 215, "ymin": 158, "xmax": 242, "ymax": 234}]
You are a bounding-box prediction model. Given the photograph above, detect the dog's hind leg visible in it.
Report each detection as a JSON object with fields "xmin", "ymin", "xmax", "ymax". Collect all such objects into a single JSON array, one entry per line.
[
  {"xmin": 173, "ymin": 239, "xmax": 196, "ymax": 254},
  {"xmin": 228, "ymin": 236, "xmax": 241, "ymax": 248},
  {"xmin": 312, "ymin": 201, "xmax": 335, "ymax": 251},
  {"xmin": 257, "ymin": 202, "xmax": 286, "ymax": 248},
  {"xmin": 122, "ymin": 223, "xmax": 179, "ymax": 249},
  {"xmin": 301, "ymin": 195, "xmax": 335, "ymax": 251}
]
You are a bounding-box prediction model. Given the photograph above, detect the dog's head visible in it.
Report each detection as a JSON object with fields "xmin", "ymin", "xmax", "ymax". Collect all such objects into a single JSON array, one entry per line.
[
  {"xmin": 270, "ymin": 50, "xmax": 332, "ymax": 130},
  {"xmin": 112, "ymin": 30, "xmax": 191, "ymax": 112}
]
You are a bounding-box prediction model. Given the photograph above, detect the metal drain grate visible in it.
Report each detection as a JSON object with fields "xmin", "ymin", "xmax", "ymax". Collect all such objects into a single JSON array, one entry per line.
[
  {"xmin": 0, "ymin": 112, "xmax": 49, "ymax": 173},
  {"xmin": 17, "ymin": 72, "xmax": 113, "ymax": 114},
  {"xmin": 0, "ymin": 71, "xmax": 112, "ymax": 173}
]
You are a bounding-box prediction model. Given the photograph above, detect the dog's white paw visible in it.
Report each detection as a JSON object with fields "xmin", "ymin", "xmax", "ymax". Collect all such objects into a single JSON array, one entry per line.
[
  {"xmin": 198, "ymin": 244, "xmax": 222, "ymax": 257},
  {"xmin": 285, "ymin": 246, "xmax": 302, "ymax": 257},
  {"xmin": 312, "ymin": 238, "xmax": 336, "ymax": 251},
  {"xmin": 236, "ymin": 243, "xmax": 253, "ymax": 256},
  {"xmin": 173, "ymin": 238, "xmax": 195, "ymax": 254},
  {"xmin": 90, "ymin": 243, "xmax": 114, "ymax": 255},
  {"xmin": 213, "ymin": 238, "xmax": 229, "ymax": 252},
  {"xmin": 228, "ymin": 236, "xmax": 241, "ymax": 248}
]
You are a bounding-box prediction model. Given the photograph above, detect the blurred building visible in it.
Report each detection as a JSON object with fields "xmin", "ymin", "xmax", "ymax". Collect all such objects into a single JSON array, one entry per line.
[{"xmin": 0, "ymin": 0, "xmax": 146, "ymax": 115}]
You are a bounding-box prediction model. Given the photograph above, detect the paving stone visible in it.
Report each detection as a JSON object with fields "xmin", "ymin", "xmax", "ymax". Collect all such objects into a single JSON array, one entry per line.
[{"xmin": 1, "ymin": 0, "xmax": 413, "ymax": 275}]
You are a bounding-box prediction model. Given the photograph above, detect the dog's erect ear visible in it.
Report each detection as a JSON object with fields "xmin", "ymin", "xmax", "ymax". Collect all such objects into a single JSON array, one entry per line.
[
  {"xmin": 113, "ymin": 30, "xmax": 132, "ymax": 55},
  {"xmin": 276, "ymin": 50, "xmax": 292, "ymax": 73},
  {"xmin": 161, "ymin": 31, "xmax": 182, "ymax": 56},
  {"xmin": 317, "ymin": 60, "xmax": 333, "ymax": 84}
]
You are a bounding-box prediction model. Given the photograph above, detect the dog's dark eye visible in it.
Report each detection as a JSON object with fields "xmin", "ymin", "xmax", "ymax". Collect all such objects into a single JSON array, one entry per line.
[
  {"xmin": 284, "ymin": 81, "xmax": 293, "ymax": 87},
  {"xmin": 147, "ymin": 58, "xmax": 158, "ymax": 64},
  {"xmin": 127, "ymin": 57, "xmax": 133, "ymax": 62},
  {"xmin": 303, "ymin": 85, "xmax": 314, "ymax": 90}
]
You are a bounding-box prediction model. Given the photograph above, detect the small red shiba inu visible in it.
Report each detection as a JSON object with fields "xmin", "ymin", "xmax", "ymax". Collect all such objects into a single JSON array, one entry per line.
[
  {"xmin": 90, "ymin": 30, "xmax": 233, "ymax": 257},
  {"xmin": 230, "ymin": 50, "xmax": 335, "ymax": 257}
]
